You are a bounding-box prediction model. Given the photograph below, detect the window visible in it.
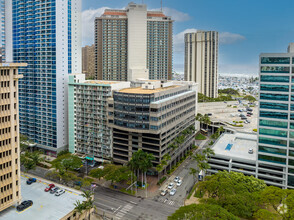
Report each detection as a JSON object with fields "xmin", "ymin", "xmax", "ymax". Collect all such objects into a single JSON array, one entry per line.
[
  {"xmin": 261, "ymin": 57, "xmax": 290, "ymax": 64},
  {"xmin": 260, "ymin": 102, "xmax": 288, "ymax": 111},
  {"xmin": 260, "ymin": 93, "xmax": 288, "ymax": 101},
  {"xmin": 261, "ymin": 66, "xmax": 290, "ymax": 73},
  {"xmin": 259, "ymin": 119, "xmax": 288, "ymax": 128},
  {"xmin": 260, "ymin": 84, "xmax": 289, "ymax": 92},
  {"xmin": 259, "ymin": 136, "xmax": 287, "ymax": 146},
  {"xmin": 258, "ymin": 154, "xmax": 286, "ymax": 164},
  {"xmin": 259, "ymin": 128, "xmax": 287, "ymax": 138},
  {"xmin": 260, "ymin": 75, "xmax": 289, "ymax": 83}
]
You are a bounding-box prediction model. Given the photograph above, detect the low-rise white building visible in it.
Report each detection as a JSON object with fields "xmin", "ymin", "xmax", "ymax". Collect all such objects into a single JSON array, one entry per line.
[{"xmin": 208, "ymin": 132, "xmax": 257, "ymax": 177}]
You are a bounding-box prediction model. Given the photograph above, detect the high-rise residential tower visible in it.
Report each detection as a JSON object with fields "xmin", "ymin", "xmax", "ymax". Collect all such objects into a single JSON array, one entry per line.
[
  {"xmin": 68, "ymin": 74, "xmax": 130, "ymax": 162},
  {"xmin": 95, "ymin": 2, "xmax": 173, "ymax": 81},
  {"xmin": 0, "ymin": 63, "xmax": 26, "ymax": 212},
  {"xmin": 0, "ymin": 0, "xmax": 5, "ymax": 61},
  {"xmin": 5, "ymin": 0, "xmax": 82, "ymax": 155},
  {"xmin": 257, "ymin": 43, "xmax": 294, "ymax": 189},
  {"xmin": 184, "ymin": 31, "xmax": 219, "ymax": 98},
  {"xmin": 82, "ymin": 44, "xmax": 95, "ymax": 79}
]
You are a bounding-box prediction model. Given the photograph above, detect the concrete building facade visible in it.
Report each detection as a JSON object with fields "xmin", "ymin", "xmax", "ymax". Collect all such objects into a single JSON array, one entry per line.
[
  {"xmin": 95, "ymin": 2, "xmax": 173, "ymax": 81},
  {"xmin": 68, "ymin": 74, "xmax": 130, "ymax": 162},
  {"xmin": 257, "ymin": 44, "xmax": 294, "ymax": 188},
  {"xmin": 5, "ymin": 0, "xmax": 82, "ymax": 155},
  {"xmin": 0, "ymin": 63, "xmax": 26, "ymax": 212},
  {"xmin": 184, "ymin": 31, "xmax": 218, "ymax": 98},
  {"xmin": 82, "ymin": 44, "xmax": 95, "ymax": 79},
  {"xmin": 107, "ymin": 80, "xmax": 197, "ymax": 173}
]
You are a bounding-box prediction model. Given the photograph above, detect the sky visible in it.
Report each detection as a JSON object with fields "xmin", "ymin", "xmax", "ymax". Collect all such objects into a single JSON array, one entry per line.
[{"xmin": 82, "ymin": 0, "xmax": 294, "ymax": 75}]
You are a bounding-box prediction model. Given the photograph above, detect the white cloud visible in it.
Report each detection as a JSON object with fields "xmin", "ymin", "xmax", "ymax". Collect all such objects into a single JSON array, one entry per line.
[
  {"xmin": 82, "ymin": 7, "xmax": 109, "ymax": 46},
  {"xmin": 150, "ymin": 7, "xmax": 191, "ymax": 22},
  {"xmin": 219, "ymin": 32, "xmax": 246, "ymax": 45}
]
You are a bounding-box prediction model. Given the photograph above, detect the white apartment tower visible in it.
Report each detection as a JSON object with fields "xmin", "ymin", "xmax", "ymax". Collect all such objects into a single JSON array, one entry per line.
[
  {"xmin": 95, "ymin": 2, "xmax": 173, "ymax": 81},
  {"xmin": 184, "ymin": 31, "xmax": 219, "ymax": 98}
]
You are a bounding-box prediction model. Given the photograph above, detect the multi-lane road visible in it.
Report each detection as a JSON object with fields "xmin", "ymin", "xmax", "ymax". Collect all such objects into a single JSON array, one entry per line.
[
  {"xmin": 93, "ymin": 151, "xmax": 204, "ymax": 220},
  {"xmin": 93, "ymin": 186, "xmax": 177, "ymax": 220}
]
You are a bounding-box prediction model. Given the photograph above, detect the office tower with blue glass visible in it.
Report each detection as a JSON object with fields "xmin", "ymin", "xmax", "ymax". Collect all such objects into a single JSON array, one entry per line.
[
  {"xmin": 258, "ymin": 43, "xmax": 294, "ymax": 188},
  {"xmin": 6, "ymin": 0, "xmax": 82, "ymax": 155}
]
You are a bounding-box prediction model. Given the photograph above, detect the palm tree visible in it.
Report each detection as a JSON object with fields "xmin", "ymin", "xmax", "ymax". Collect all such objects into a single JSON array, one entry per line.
[
  {"xmin": 202, "ymin": 115, "xmax": 211, "ymax": 130},
  {"xmin": 74, "ymin": 200, "xmax": 85, "ymax": 220},
  {"xmin": 81, "ymin": 190, "xmax": 96, "ymax": 220},
  {"xmin": 142, "ymin": 153, "xmax": 155, "ymax": 198},
  {"xmin": 189, "ymin": 167, "xmax": 199, "ymax": 181},
  {"xmin": 202, "ymin": 148, "xmax": 215, "ymax": 160}
]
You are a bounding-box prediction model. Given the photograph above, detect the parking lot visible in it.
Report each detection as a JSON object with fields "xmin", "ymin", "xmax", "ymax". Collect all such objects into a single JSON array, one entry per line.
[
  {"xmin": 198, "ymin": 101, "xmax": 258, "ymax": 133},
  {"xmin": 0, "ymin": 175, "xmax": 85, "ymax": 220}
]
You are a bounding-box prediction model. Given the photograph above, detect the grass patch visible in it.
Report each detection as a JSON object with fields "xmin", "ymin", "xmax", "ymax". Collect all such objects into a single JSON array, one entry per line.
[{"xmin": 195, "ymin": 133, "xmax": 206, "ymax": 140}]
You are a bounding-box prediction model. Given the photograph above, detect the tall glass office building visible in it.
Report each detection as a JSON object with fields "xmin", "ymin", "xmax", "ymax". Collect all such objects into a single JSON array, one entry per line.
[
  {"xmin": 6, "ymin": 0, "xmax": 81, "ymax": 155},
  {"xmin": 257, "ymin": 43, "xmax": 294, "ymax": 188}
]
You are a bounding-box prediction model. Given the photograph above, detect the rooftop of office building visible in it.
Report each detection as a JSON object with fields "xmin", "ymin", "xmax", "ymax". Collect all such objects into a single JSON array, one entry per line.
[
  {"xmin": 212, "ymin": 132, "xmax": 257, "ymax": 161},
  {"xmin": 0, "ymin": 175, "xmax": 85, "ymax": 220},
  {"xmin": 119, "ymin": 85, "xmax": 180, "ymax": 94}
]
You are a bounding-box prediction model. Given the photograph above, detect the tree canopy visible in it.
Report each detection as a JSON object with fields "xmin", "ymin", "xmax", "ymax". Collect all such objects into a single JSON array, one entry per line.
[
  {"xmin": 168, "ymin": 204, "xmax": 240, "ymax": 220},
  {"xmin": 219, "ymin": 88, "xmax": 240, "ymax": 96}
]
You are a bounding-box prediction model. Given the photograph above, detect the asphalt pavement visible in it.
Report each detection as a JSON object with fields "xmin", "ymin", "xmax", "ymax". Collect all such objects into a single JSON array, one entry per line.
[{"xmin": 93, "ymin": 185, "xmax": 177, "ymax": 220}]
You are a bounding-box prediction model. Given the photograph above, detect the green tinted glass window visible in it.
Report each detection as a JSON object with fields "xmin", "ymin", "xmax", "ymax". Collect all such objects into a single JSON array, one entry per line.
[
  {"xmin": 261, "ymin": 57, "xmax": 290, "ymax": 64},
  {"xmin": 260, "ymin": 84, "xmax": 289, "ymax": 92},
  {"xmin": 258, "ymin": 154, "xmax": 286, "ymax": 164},
  {"xmin": 259, "ymin": 145, "xmax": 286, "ymax": 155},
  {"xmin": 259, "ymin": 137, "xmax": 287, "ymax": 146},
  {"xmin": 261, "ymin": 66, "xmax": 290, "ymax": 73},
  {"xmin": 259, "ymin": 119, "xmax": 288, "ymax": 128},
  {"xmin": 260, "ymin": 75, "xmax": 289, "ymax": 82},
  {"xmin": 259, "ymin": 128, "xmax": 287, "ymax": 138},
  {"xmin": 260, "ymin": 102, "xmax": 288, "ymax": 111}
]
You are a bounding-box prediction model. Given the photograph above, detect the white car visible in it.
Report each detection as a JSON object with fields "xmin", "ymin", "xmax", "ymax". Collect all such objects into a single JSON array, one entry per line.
[
  {"xmin": 55, "ymin": 189, "xmax": 65, "ymax": 196},
  {"xmin": 177, "ymin": 179, "xmax": 182, "ymax": 186},
  {"xmin": 168, "ymin": 183, "xmax": 174, "ymax": 189},
  {"xmin": 170, "ymin": 188, "xmax": 177, "ymax": 196},
  {"xmin": 174, "ymin": 176, "xmax": 180, "ymax": 182}
]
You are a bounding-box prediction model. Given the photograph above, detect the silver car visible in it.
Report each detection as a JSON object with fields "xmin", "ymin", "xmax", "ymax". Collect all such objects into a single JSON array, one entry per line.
[
  {"xmin": 170, "ymin": 188, "xmax": 177, "ymax": 196},
  {"xmin": 55, "ymin": 189, "xmax": 65, "ymax": 196}
]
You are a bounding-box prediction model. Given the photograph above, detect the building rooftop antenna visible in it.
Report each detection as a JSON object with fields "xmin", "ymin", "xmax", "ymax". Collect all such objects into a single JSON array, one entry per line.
[{"xmin": 161, "ymin": 0, "xmax": 163, "ymax": 11}]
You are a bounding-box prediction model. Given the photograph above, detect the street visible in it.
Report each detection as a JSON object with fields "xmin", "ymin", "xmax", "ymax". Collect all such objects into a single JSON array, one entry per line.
[{"xmin": 93, "ymin": 186, "xmax": 177, "ymax": 220}]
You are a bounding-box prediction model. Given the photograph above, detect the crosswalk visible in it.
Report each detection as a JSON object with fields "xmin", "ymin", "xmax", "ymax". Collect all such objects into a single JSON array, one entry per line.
[
  {"xmin": 115, "ymin": 204, "xmax": 133, "ymax": 220},
  {"xmin": 157, "ymin": 197, "xmax": 176, "ymax": 206}
]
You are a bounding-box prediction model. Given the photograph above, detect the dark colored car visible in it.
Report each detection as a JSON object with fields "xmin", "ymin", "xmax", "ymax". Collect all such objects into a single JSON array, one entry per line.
[
  {"xmin": 26, "ymin": 178, "xmax": 36, "ymax": 185},
  {"xmin": 16, "ymin": 200, "xmax": 33, "ymax": 211},
  {"xmin": 45, "ymin": 184, "xmax": 55, "ymax": 192}
]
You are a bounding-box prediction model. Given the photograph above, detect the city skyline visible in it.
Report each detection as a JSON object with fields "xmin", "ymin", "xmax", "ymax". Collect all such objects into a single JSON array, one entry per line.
[{"xmin": 82, "ymin": 0, "xmax": 294, "ymax": 75}]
